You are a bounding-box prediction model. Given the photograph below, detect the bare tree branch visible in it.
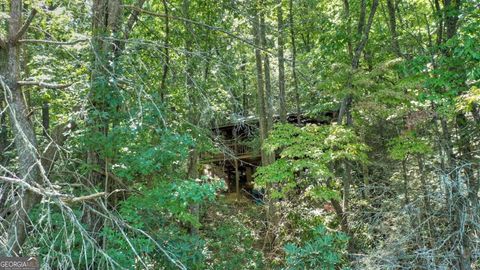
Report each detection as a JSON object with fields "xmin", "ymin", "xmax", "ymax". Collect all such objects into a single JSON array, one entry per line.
[
  {"xmin": 18, "ymin": 38, "xmax": 89, "ymax": 46},
  {"xmin": 0, "ymin": 175, "xmax": 127, "ymax": 204},
  {"xmin": 352, "ymin": 0, "xmax": 379, "ymax": 69},
  {"xmin": 66, "ymin": 189, "xmax": 129, "ymax": 203},
  {"xmin": 121, "ymin": 5, "xmax": 263, "ymax": 53},
  {"xmin": 467, "ymin": 79, "xmax": 480, "ymax": 86},
  {"xmin": 124, "ymin": 0, "xmax": 147, "ymax": 41},
  {"xmin": 0, "ymin": 175, "xmax": 60, "ymax": 198},
  {"xmin": 41, "ymin": 120, "xmax": 77, "ymax": 176},
  {"xmin": 12, "ymin": 9, "xmax": 38, "ymax": 44},
  {"xmin": 94, "ymin": 169, "xmax": 131, "ymax": 189},
  {"xmin": 18, "ymin": 80, "xmax": 72, "ymax": 89}
]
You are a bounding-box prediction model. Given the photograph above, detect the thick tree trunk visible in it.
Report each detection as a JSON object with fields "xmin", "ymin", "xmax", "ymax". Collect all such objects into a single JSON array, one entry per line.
[
  {"xmin": 260, "ymin": 15, "xmax": 272, "ymax": 127},
  {"xmin": 0, "ymin": 0, "xmax": 41, "ymax": 256},
  {"xmin": 257, "ymin": 1, "xmax": 278, "ymax": 251}
]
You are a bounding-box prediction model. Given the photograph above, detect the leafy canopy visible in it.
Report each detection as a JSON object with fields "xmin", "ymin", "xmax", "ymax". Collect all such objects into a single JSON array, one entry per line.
[{"xmin": 255, "ymin": 123, "xmax": 368, "ymax": 199}]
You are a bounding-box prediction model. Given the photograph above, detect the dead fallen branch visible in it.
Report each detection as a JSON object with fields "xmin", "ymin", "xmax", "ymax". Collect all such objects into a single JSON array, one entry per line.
[{"xmin": 17, "ymin": 80, "xmax": 72, "ymax": 89}]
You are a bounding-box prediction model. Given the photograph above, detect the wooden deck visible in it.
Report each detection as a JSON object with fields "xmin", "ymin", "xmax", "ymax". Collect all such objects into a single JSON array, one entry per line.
[
  {"xmin": 201, "ymin": 140, "xmax": 260, "ymax": 163},
  {"xmin": 201, "ymin": 111, "xmax": 337, "ymax": 195}
]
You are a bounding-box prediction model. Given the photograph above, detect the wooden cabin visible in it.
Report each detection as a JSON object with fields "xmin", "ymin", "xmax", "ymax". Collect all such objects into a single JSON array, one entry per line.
[{"xmin": 201, "ymin": 112, "xmax": 337, "ymax": 197}]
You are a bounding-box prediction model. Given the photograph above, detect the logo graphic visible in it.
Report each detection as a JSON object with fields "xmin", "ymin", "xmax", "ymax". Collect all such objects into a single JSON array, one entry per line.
[{"xmin": 0, "ymin": 257, "xmax": 39, "ymax": 270}]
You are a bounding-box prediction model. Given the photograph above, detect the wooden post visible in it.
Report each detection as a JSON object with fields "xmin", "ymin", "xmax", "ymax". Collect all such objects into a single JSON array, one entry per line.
[
  {"xmin": 234, "ymin": 140, "xmax": 240, "ymax": 199},
  {"xmin": 246, "ymin": 167, "xmax": 252, "ymax": 186}
]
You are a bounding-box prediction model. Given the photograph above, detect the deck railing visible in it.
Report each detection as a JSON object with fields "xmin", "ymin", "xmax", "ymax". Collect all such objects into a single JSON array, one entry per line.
[{"xmin": 201, "ymin": 139, "xmax": 257, "ymax": 162}]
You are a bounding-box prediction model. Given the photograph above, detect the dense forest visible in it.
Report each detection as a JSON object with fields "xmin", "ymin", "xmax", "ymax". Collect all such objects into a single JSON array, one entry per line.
[{"xmin": 0, "ymin": 0, "xmax": 479, "ymax": 269}]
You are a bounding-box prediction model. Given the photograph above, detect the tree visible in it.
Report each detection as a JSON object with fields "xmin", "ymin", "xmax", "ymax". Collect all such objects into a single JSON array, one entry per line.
[
  {"xmin": 0, "ymin": 0, "xmax": 479, "ymax": 268},
  {"xmin": 289, "ymin": 0, "xmax": 301, "ymax": 123},
  {"xmin": 277, "ymin": 0, "xmax": 287, "ymax": 123},
  {"xmin": 0, "ymin": 0, "xmax": 40, "ymax": 255},
  {"xmin": 252, "ymin": 5, "xmax": 268, "ymax": 166}
]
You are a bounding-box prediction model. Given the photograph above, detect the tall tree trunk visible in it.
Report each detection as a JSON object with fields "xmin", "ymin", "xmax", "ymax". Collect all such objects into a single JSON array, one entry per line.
[
  {"xmin": 433, "ymin": 0, "xmax": 443, "ymax": 46},
  {"xmin": 277, "ymin": 0, "xmax": 287, "ymax": 123},
  {"xmin": 0, "ymin": 1, "xmax": 77, "ymax": 255},
  {"xmin": 258, "ymin": 1, "xmax": 278, "ymax": 251},
  {"xmin": 0, "ymin": 0, "xmax": 41, "ymax": 255},
  {"xmin": 253, "ymin": 11, "xmax": 268, "ymax": 166},
  {"xmin": 351, "ymin": 0, "xmax": 378, "ymax": 70},
  {"xmin": 160, "ymin": 0, "xmax": 170, "ymax": 102},
  {"xmin": 336, "ymin": 0, "xmax": 379, "ymax": 254},
  {"xmin": 260, "ymin": 6, "xmax": 275, "ymax": 165},
  {"xmin": 386, "ymin": 0, "xmax": 402, "ymax": 57},
  {"xmin": 288, "ymin": 0, "xmax": 301, "ymax": 124},
  {"xmin": 337, "ymin": 0, "xmax": 379, "ymax": 124},
  {"xmin": 440, "ymin": 1, "xmax": 473, "ymax": 267},
  {"xmin": 85, "ymin": 0, "xmax": 123, "ymax": 235},
  {"xmin": 260, "ymin": 13, "xmax": 273, "ymax": 128},
  {"xmin": 342, "ymin": 0, "xmax": 353, "ymax": 58},
  {"xmin": 241, "ymin": 57, "xmax": 248, "ymax": 116},
  {"xmin": 182, "ymin": 0, "xmax": 199, "ymax": 179},
  {"xmin": 182, "ymin": 0, "xmax": 201, "ymax": 234}
]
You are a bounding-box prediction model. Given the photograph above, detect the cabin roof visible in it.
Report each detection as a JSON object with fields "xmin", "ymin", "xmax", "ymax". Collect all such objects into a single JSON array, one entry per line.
[{"xmin": 212, "ymin": 111, "xmax": 337, "ymax": 130}]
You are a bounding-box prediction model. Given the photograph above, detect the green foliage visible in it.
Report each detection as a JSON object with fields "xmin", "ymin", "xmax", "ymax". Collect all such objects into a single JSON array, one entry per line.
[
  {"xmin": 26, "ymin": 178, "xmax": 223, "ymax": 269},
  {"xmin": 112, "ymin": 130, "xmax": 193, "ymax": 181},
  {"xmin": 102, "ymin": 224, "xmax": 206, "ymax": 270},
  {"xmin": 457, "ymin": 86, "xmax": 480, "ymax": 113},
  {"xmin": 255, "ymin": 123, "xmax": 368, "ymax": 199},
  {"xmin": 121, "ymin": 179, "xmax": 223, "ymax": 229},
  {"xmin": 8, "ymin": 0, "xmax": 480, "ymax": 268},
  {"xmin": 26, "ymin": 205, "xmax": 95, "ymax": 268},
  {"xmin": 388, "ymin": 132, "xmax": 432, "ymax": 160},
  {"xmin": 306, "ymin": 186, "xmax": 341, "ymax": 201},
  {"xmin": 205, "ymin": 220, "xmax": 265, "ymax": 269},
  {"xmin": 100, "ymin": 226, "xmax": 155, "ymax": 268},
  {"xmin": 284, "ymin": 225, "xmax": 348, "ymax": 270},
  {"xmin": 111, "ymin": 180, "xmax": 223, "ymax": 269}
]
